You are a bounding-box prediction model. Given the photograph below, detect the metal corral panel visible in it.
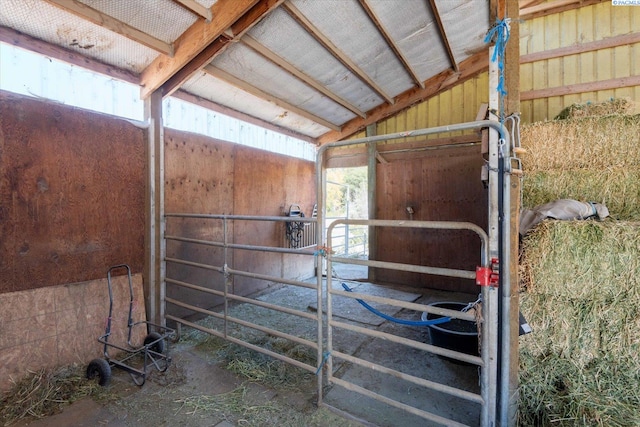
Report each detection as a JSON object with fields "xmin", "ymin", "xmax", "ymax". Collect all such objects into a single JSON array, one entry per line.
[
  {"xmin": 212, "ymin": 43, "xmax": 357, "ymax": 125},
  {"xmin": 182, "ymin": 71, "xmax": 332, "ymax": 138},
  {"xmin": 246, "ymin": 7, "xmax": 384, "ymax": 114},
  {"xmin": 0, "ymin": 0, "xmax": 158, "ymax": 73}
]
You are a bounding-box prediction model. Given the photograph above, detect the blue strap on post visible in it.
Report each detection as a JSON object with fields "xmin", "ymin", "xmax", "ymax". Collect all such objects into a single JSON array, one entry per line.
[
  {"xmin": 341, "ymin": 283, "xmax": 451, "ymax": 327},
  {"xmin": 484, "ymin": 18, "xmax": 511, "ymax": 128}
]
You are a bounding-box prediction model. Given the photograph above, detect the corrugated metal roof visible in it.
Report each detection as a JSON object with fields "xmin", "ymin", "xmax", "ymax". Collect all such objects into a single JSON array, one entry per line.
[{"xmin": 0, "ymin": 0, "xmax": 499, "ymax": 143}]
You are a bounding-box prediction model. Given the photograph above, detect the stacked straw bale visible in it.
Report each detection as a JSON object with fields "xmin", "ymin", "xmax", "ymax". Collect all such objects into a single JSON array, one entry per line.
[
  {"xmin": 520, "ymin": 111, "xmax": 640, "ymax": 220},
  {"xmin": 518, "ymin": 100, "xmax": 640, "ymax": 426}
]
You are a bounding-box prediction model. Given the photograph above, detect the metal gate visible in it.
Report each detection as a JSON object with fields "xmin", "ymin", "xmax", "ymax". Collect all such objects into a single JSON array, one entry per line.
[
  {"xmin": 322, "ymin": 219, "xmax": 492, "ymax": 426},
  {"xmin": 162, "ymin": 214, "xmax": 325, "ymax": 396},
  {"xmin": 158, "ymin": 118, "xmax": 513, "ymax": 426},
  {"xmin": 314, "ymin": 119, "xmax": 512, "ymax": 426}
]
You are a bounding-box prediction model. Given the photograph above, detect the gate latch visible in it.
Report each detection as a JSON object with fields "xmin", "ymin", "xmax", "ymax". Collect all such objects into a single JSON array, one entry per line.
[{"xmin": 476, "ymin": 258, "xmax": 499, "ymax": 287}]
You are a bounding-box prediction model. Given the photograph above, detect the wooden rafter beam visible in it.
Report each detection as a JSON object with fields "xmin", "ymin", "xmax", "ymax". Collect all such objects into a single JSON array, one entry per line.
[
  {"xmin": 282, "ymin": 1, "xmax": 395, "ymax": 105},
  {"xmin": 520, "ymin": 0, "xmax": 606, "ymax": 20},
  {"xmin": 204, "ymin": 65, "xmax": 341, "ymax": 132},
  {"xmin": 0, "ymin": 25, "xmax": 140, "ymax": 84},
  {"xmin": 172, "ymin": 90, "xmax": 317, "ymax": 144},
  {"xmin": 140, "ymin": 0, "xmax": 260, "ymax": 99},
  {"xmin": 318, "ymin": 50, "xmax": 489, "ymax": 145},
  {"xmin": 42, "ymin": 0, "xmax": 174, "ymax": 57},
  {"xmin": 427, "ymin": 0, "xmax": 459, "ymax": 73},
  {"xmin": 241, "ymin": 35, "xmax": 366, "ymax": 118},
  {"xmin": 357, "ymin": 0, "xmax": 424, "ymax": 89},
  {"xmin": 156, "ymin": 0, "xmax": 284, "ymax": 99},
  {"xmin": 172, "ymin": 0, "xmax": 213, "ymax": 21}
]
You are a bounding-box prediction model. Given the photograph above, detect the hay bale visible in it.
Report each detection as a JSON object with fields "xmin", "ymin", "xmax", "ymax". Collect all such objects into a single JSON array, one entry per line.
[
  {"xmin": 554, "ymin": 98, "xmax": 636, "ymax": 120},
  {"xmin": 521, "ymin": 220, "xmax": 640, "ymax": 301},
  {"xmin": 520, "ymin": 109, "xmax": 640, "ymax": 220},
  {"xmin": 519, "ymin": 220, "xmax": 640, "ymax": 426}
]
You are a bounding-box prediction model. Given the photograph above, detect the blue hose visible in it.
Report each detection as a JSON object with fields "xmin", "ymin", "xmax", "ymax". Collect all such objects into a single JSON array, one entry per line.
[{"xmin": 341, "ymin": 283, "xmax": 451, "ymax": 327}]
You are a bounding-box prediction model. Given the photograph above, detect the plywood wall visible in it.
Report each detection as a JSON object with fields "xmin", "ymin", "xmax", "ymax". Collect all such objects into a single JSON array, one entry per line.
[
  {"xmin": 0, "ymin": 91, "xmax": 146, "ymax": 293},
  {"xmin": 374, "ymin": 145, "xmax": 487, "ymax": 293},
  {"xmin": 164, "ymin": 129, "xmax": 317, "ymax": 318}
]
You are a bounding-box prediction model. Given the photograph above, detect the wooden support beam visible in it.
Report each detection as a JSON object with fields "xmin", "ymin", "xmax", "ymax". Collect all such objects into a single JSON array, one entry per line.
[
  {"xmin": 172, "ymin": 0, "xmax": 213, "ymax": 21},
  {"xmin": 172, "ymin": 90, "xmax": 317, "ymax": 144},
  {"xmin": 520, "ymin": 0, "xmax": 606, "ymax": 20},
  {"xmin": 157, "ymin": 0, "xmax": 283, "ymax": 99},
  {"xmin": 282, "ymin": 1, "xmax": 395, "ymax": 105},
  {"xmin": 521, "ymin": 75, "xmax": 640, "ymax": 100},
  {"xmin": 521, "ymin": 32, "xmax": 640, "ymax": 64},
  {"xmin": 0, "ymin": 25, "xmax": 140, "ymax": 84},
  {"xmin": 204, "ymin": 65, "xmax": 341, "ymax": 131},
  {"xmin": 144, "ymin": 91, "xmax": 165, "ymax": 327},
  {"xmin": 427, "ymin": 0, "xmax": 459, "ymax": 73},
  {"xmin": 317, "ymin": 50, "xmax": 488, "ymax": 145},
  {"xmin": 241, "ymin": 35, "xmax": 367, "ymax": 118},
  {"xmin": 358, "ymin": 0, "xmax": 424, "ymax": 89},
  {"xmin": 140, "ymin": 0, "xmax": 259, "ymax": 99},
  {"xmin": 42, "ymin": 0, "xmax": 174, "ymax": 56}
]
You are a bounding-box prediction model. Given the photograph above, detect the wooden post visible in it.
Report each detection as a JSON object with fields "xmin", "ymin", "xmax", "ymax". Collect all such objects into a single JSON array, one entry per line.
[
  {"xmin": 505, "ymin": 0, "xmax": 521, "ymax": 425},
  {"xmin": 144, "ymin": 90, "xmax": 165, "ymax": 328},
  {"xmin": 366, "ymin": 123, "xmax": 377, "ymax": 282},
  {"xmin": 491, "ymin": 0, "xmax": 521, "ymax": 425}
]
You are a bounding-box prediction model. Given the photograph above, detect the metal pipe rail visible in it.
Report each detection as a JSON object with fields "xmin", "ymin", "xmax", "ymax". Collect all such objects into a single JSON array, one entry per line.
[
  {"xmin": 323, "ymin": 219, "xmax": 487, "ymax": 425},
  {"xmin": 163, "ymin": 213, "xmax": 325, "ymax": 399},
  {"xmin": 316, "ymin": 119, "xmax": 510, "ymax": 427},
  {"xmin": 165, "ymin": 314, "xmax": 317, "ymax": 374}
]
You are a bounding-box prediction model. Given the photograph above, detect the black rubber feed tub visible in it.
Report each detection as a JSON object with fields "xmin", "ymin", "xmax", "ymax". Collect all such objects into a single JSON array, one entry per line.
[{"xmin": 423, "ymin": 302, "xmax": 479, "ymax": 363}]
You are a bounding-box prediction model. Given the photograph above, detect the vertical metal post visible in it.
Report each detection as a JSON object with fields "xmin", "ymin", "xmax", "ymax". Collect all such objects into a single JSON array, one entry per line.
[
  {"xmin": 344, "ymin": 185, "xmax": 350, "ymax": 255},
  {"xmin": 483, "ymin": 45, "xmax": 501, "ymax": 427},
  {"xmin": 144, "ymin": 90, "xmax": 165, "ymax": 328},
  {"xmin": 223, "ymin": 217, "xmax": 230, "ymax": 339},
  {"xmin": 315, "ymin": 155, "xmax": 326, "ymax": 407}
]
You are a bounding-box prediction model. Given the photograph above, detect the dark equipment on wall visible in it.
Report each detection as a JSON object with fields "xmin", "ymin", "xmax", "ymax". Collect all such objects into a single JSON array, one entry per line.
[
  {"xmin": 86, "ymin": 264, "xmax": 175, "ymax": 387},
  {"xmin": 285, "ymin": 204, "xmax": 307, "ymax": 248}
]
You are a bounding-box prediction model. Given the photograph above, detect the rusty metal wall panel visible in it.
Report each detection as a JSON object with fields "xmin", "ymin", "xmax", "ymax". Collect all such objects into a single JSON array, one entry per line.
[
  {"xmin": 375, "ymin": 145, "xmax": 487, "ymax": 293},
  {"xmin": 0, "ymin": 91, "xmax": 145, "ymax": 294}
]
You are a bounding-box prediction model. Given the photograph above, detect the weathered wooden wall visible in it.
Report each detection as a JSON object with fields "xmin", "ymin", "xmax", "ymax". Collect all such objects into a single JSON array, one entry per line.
[
  {"xmin": 374, "ymin": 145, "xmax": 487, "ymax": 293},
  {"xmin": 164, "ymin": 129, "xmax": 317, "ymax": 318},
  {"xmin": 0, "ymin": 91, "xmax": 146, "ymax": 293}
]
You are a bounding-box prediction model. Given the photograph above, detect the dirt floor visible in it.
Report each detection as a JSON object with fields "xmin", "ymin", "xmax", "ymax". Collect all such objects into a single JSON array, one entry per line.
[
  {"xmin": 7, "ymin": 265, "xmax": 482, "ymax": 427},
  {"xmin": 10, "ymin": 339, "xmax": 365, "ymax": 427}
]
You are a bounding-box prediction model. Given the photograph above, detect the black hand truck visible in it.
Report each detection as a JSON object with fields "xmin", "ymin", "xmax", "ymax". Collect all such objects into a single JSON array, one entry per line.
[{"xmin": 86, "ymin": 264, "xmax": 175, "ymax": 386}]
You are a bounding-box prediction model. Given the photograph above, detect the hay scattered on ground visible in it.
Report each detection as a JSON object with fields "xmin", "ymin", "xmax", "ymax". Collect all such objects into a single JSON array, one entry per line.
[
  {"xmin": 174, "ymin": 385, "xmax": 280, "ymax": 420},
  {"xmin": 519, "ymin": 220, "xmax": 640, "ymax": 426},
  {"xmin": 0, "ymin": 365, "xmax": 116, "ymax": 426}
]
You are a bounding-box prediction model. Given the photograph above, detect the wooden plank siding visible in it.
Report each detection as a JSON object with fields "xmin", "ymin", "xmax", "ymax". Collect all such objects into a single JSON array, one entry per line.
[
  {"xmin": 519, "ymin": 2, "xmax": 640, "ymax": 122},
  {"xmin": 364, "ymin": 3, "xmax": 638, "ymax": 132}
]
